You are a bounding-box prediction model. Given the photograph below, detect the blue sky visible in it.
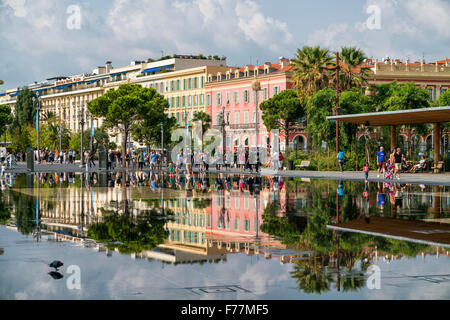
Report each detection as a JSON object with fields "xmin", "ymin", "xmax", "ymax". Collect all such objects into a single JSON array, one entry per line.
[{"xmin": 1, "ymin": 0, "xmax": 449, "ymax": 90}]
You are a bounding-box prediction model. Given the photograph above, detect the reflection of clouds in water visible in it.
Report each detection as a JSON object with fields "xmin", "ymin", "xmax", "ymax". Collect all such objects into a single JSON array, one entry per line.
[
  {"xmin": 239, "ymin": 260, "xmax": 291, "ymax": 295},
  {"xmin": 362, "ymin": 258, "xmax": 450, "ymax": 300}
]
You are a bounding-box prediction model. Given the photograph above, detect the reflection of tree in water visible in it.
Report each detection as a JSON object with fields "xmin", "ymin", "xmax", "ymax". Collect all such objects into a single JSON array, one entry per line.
[
  {"xmin": 291, "ymin": 262, "xmax": 334, "ymax": 294},
  {"xmin": 260, "ymin": 200, "xmax": 307, "ymax": 246},
  {"xmin": 288, "ymin": 181, "xmax": 435, "ymax": 294},
  {"xmin": 0, "ymin": 192, "xmax": 11, "ymax": 225},
  {"xmin": 87, "ymin": 202, "xmax": 174, "ymax": 254},
  {"xmin": 6, "ymin": 190, "xmax": 36, "ymax": 235}
]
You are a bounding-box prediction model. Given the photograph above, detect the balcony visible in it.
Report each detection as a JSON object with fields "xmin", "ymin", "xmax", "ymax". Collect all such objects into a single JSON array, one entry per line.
[{"xmin": 212, "ymin": 123, "xmax": 257, "ymax": 130}]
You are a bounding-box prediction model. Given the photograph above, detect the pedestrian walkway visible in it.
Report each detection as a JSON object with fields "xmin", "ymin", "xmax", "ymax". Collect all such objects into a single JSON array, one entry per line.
[{"xmin": 6, "ymin": 162, "xmax": 450, "ymax": 186}]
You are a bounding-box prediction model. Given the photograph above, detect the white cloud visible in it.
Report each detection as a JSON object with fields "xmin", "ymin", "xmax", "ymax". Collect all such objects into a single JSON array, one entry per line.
[
  {"xmin": 304, "ymin": 0, "xmax": 449, "ymax": 61},
  {"xmin": 405, "ymin": 0, "xmax": 450, "ymax": 38},
  {"xmin": 3, "ymin": 0, "xmax": 27, "ymax": 17}
]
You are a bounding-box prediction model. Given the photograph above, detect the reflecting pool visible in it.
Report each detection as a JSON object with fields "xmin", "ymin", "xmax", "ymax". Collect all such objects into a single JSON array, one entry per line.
[{"xmin": 0, "ymin": 171, "xmax": 449, "ymax": 299}]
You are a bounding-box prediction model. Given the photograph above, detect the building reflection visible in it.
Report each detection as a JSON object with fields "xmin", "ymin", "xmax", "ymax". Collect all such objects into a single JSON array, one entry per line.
[{"xmin": 1, "ymin": 173, "xmax": 449, "ymax": 273}]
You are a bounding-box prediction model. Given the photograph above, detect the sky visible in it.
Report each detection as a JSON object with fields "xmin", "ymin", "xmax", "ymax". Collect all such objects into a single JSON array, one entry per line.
[{"xmin": 0, "ymin": 0, "xmax": 449, "ymax": 90}]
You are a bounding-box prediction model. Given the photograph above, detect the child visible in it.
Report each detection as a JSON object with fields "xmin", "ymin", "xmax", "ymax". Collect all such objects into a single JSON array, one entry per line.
[{"xmin": 363, "ymin": 162, "xmax": 369, "ymax": 181}]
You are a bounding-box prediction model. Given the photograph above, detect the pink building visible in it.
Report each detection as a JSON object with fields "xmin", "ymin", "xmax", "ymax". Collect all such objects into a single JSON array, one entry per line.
[{"xmin": 205, "ymin": 58, "xmax": 306, "ymax": 152}]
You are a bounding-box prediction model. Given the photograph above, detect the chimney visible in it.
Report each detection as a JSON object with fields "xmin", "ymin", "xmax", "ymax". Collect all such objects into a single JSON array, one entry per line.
[
  {"xmin": 279, "ymin": 56, "xmax": 289, "ymax": 69},
  {"xmin": 105, "ymin": 61, "xmax": 112, "ymax": 74}
]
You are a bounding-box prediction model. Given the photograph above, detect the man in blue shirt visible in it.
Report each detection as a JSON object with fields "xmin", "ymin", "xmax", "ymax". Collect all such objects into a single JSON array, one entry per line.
[
  {"xmin": 337, "ymin": 150, "xmax": 344, "ymax": 172},
  {"xmin": 376, "ymin": 146, "xmax": 386, "ymax": 178},
  {"xmin": 150, "ymin": 151, "xmax": 159, "ymax": 171}
]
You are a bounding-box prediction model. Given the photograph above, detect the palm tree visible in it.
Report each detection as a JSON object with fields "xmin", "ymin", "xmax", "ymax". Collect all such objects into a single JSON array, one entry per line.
[
  {"xmin": 192, "ymin": 111, "xmax": 211, "ymax": 151},
  {"xmin": 336, "ymin": 46, "xmax": 371, "ymax": 90},
  {"xmin": 291, "ymin": 46, "xmax": 334, "ymax": 99},
  {"xmin": 41, "ymin": 111, "xmax": 55, "ymax": 122}
]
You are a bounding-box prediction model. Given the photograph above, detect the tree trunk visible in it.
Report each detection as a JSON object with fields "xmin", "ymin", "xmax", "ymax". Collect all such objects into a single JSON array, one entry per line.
[
  {"xmin": 122, "ymin": 126, "xmax": 128, "ymax": 168},
  {"xmin": 285, "ymin": 123, "xmax": 289, "ymax": 151}
]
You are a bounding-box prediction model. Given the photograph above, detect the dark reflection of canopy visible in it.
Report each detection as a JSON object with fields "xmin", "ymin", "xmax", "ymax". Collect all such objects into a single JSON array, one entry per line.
[{"xmin": 87, "ymin": 203, "xmax": 173, "ymax": 254}]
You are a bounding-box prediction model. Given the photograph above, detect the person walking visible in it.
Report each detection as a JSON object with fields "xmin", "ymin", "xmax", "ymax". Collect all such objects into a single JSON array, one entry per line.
[
  {"xmin": 376, "ymin": 146, "xmax": 386, "ymax": 178},
  {"xmin": 393, "ymin": 148, "xmax": 405, "ymax": 180},
  {"xmin": 337, "ymin": 150, "xmax": 345, "ymax": 172},
  {"xmin": 363, "ymin": 162, "xmax": 369, "ymax": 181}
]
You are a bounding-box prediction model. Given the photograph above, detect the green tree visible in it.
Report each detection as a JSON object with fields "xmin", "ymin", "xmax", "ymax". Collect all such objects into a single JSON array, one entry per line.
[
  {"xmin": 0, "ymin": 104, "xmax": 13, "ymax": 138},
  {"xmin": 336, "ymin": 46, "xmax": 371, "ymax": 90},
  {"xmin": 192, "ymin": 111, "xmax": 211, "ymax": 151},
  {"xmin": 437, "ymin": 90, "xmax": 450, "ymax": 106},
  {"xmin": 69, "ymin": 128, "xmax": 109, "ymax": 153},
  {"xmin": 306, "ymin": 88, "xmax": 336, "ymax": 150},
  {"xmin": 10, "ymin": 88, "xmax": 37, "ymax": 134},
  {"xmin": 88, "ymin": 84, "xmax": 167, "ymax": 166},
  {"xmin": 291, "ymin": 46, "xmax": 334, "ymax": 99},
  {"xmin": 383, "ymin": 81, "xmax": 430, "ymax": 111},
  {"xmin": 260, "ymin": 89, "xmax": 306, "ymax": 150},
  {"xmin": 132, "ymin": 109, "xmax": 176, "ymax": 149},
  {"xmin": 10, "ymin": 126, "xmax": 32, "ymax": 153}
]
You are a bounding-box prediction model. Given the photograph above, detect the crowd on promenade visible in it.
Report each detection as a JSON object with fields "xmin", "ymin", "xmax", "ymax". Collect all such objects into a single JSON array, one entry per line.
[{"xmin": 335, "ymin": 145, "xmax": 440, "ymax": 182}]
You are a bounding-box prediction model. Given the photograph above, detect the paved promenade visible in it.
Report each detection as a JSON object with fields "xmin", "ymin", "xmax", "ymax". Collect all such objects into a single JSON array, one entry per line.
[{"xmin": 4, "ymin": 162, "xmax": 450, "ymax": 186}]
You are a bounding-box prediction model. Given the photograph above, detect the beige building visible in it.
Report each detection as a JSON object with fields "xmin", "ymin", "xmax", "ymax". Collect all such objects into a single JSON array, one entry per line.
[
  {"xmin": 0, "ymin": 55, "xmax": 228, "ymax": 148},
  {"xmin": 365, "ymin": 57, "xmax": 450, "ymax": 99}
]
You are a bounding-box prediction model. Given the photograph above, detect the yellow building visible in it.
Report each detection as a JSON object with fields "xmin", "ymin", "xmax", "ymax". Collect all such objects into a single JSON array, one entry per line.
[{"xmin": 162, "ymin": 65, "xmax": 230, "ymax": 126}]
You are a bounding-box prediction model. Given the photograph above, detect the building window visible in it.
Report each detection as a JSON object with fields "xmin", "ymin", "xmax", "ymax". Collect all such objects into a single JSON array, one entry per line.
[
  {"xmin": 206, "ymin": 94, "xmax": 211, "ymax": 106},
  {"xmin": 201, "ymin": 76, "xmax": 205, "ymax": 88},
  {"xmin": 244, "ymin": 111, "xmax": 248, "ymax": 124},
  {"xmin": 217, "ymin": 93, "xmax": 222, "ymax": 106},
  {"xmin": 176, "ymin": 96, "xmax": 180, "ymax": 108},
  {"xmin": 243, "ymin": 90, "xmax": 249, "ymax": 103},
  {"xmin": 233, "ymin": 92, "xmax": 239, "ymax": 105},
  {"xmin": 226, "ymin": 92, "xmax": 230, "ymax": 105},
  {"xmin": 188, "ymin": 95, "xmax": 192, "ymax": 106},
  {"xmin": 273, "ymin": 86, "xmax": 280, "ymax": 96},
  {"xmin": 263, "ymin": 88, "xmax": 268, "ymax": 100},
  {"xmin": 182, "ymin": 96, "xmax": 186, "ymax": 107},
  {"xmin": 194, "ymin": 77, "xmax": 198, "ymax": 89},
  {"xmin": 234, "ymin": 111, "xmax": 239, "ymax": 124},
  {"xmin": 200, "ymin": 94, "xmax": 204, "ymax": 106}
]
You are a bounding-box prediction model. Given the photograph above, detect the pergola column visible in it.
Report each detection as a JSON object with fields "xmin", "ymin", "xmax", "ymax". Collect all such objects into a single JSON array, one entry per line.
[
  {"xmin": 390, "ymin": 125, "xmax": 396, "ymax": 152},
  {"xmin": 434, "ymin": 123, "xmax": 441, "ymax": 172}
]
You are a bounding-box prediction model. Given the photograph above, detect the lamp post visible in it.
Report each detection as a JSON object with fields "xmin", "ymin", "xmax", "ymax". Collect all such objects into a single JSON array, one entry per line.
[
  {"xmin": 78, "ymin": 108, "xmax": 85, "ymax": 167},
  {"xmin": 220, "ymin": 105, "xmax": 229, "ymax": 166},
  {"xmin": 252, "ymin": 80, "xmax": 261, "ymax": 172},
  {"xmin": 252, "ymin": 80, "xmax": 261, "ymax": 147},
  {"xmin": 32, "ymin": 95, "xmax": 41, "ymax": 163},
  {"xmin": 161, "ymin": 121, "xmax": 164, "ymax": 167},
  {"xmin": 333, "ymin": 52, "xmax": 341, "ymax": 154}
]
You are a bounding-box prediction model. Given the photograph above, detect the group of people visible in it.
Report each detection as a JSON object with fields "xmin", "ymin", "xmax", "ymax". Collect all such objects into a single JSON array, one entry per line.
[
  {"xmin": 338, "ymin": 146, "xmax": 424, "ymax": 181},
  {"xmin": 107, "ymin": 149, "xmax": 163, "ymax": 171}
]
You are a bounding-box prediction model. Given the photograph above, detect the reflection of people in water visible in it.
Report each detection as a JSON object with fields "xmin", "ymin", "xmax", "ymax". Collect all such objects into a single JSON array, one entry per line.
[
  {"xmin": 394, "ymin": 184, "xmax": 403, "ymax": 214},
  {"xmin": 337, "ymin": 180, "xmax": 344, "ymax": 197},
  {"xmin": 376, "ymin": 182, "xmax": 386, "ymax": 212},
  {"xmin": 362, "ymin": 181, "xmax": 370, "ymax": 223}
]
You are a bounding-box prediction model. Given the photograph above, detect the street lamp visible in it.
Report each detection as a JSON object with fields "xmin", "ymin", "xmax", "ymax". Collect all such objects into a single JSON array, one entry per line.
[
  {"xmin": 32, "ymin": 95, "xmax": 41, "ymax": 163},
  {"xmin": 220, "ymin": 105, "xmax": 229, "ymax": 166},
  {"xmin": 252, "ymin": 79, "xmax": 261, "ymax": 171},
  {"xmin": 78, "ymin": 108, "xmax": 85, "ymax": 167}
]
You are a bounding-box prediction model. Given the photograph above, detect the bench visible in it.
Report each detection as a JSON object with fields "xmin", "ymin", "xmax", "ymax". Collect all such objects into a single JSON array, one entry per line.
[
  {"xmin": 431, "ymin": 161, "xmax": 444, "ymax": 173},
  {"xmin": 296, "ymin": 161, "xmax": 311, "ymax": 169}
]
